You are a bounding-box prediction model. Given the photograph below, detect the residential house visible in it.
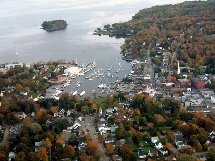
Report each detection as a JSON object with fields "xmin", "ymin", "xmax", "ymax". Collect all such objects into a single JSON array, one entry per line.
[
  {"xmin": 159, "ymin": 149, "xmax": 168, "ymax": 156},
  {"xmin": 174, "ymin": 131, "xmax": 188, "ymax": 150},
  {"xmin": 138, "ymin": 148, "xmax": 147, "ymax": 159},
  {"xmin": 8, "ymin": 152, "xmax": 15, "ymax": 161},
  {"xmin": 112, "ymin": 154, "xmax": 122, "ymax": 161},
  {"xmin": 151, "ymin": 136, "xmax": 159, "ymax": 144},
  {"xmin": 209, "ymin": 131, "xmax": 215, "ymax": 143},
  {"xmin": 104, "ymin": 135, "xmax": 115, "ymax": 144},
  {"xmin": 16, "ymin": 112, "xmax": 27, "ymax": 120},
  {"xmin": 177, "ymin": 79, "xmax": 191, "ymax": 88},
  {"xmin": 155, "ymin": 142, "xmax": 163, "ymax": 149},
  {"xmin": 187, "ymin": 106, "xmax": 212, "ymax": 114},
  {"xmin": 191, "ymin": 77, "xmax": 205, "ymax": 89},
  {"xmin": 78, "ymin": 137, "xmax": 87, "ymax": 152},
  {"xmin": 35, "ymin": 141, "xmax": 43, "ymax": 152}
]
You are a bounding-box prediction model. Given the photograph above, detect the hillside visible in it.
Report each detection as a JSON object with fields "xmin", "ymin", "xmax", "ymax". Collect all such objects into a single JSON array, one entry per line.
[{"xmin": 98, "ymin": 1, "xmax": 215, "ymax": 74}]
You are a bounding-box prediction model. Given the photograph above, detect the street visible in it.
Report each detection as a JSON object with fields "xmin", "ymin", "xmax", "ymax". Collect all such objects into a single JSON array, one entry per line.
[{"xmin": 78, "ymin": 116, "xmax": 110, "ymax": 161}]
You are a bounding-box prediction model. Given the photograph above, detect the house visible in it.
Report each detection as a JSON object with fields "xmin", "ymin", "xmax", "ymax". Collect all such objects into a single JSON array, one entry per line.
[
  {"xmin": 78, "ymin": 137, "xmax": 87, "ymax": 152},
  {"xmin": 187, "ymin": 106, "xmax": 212, "ymax": 114},
  {"xmin": 209, "ymin": 131, "xmax": 215, "ymax": 143},
  {"xmin": 151, "ymin": 136, "xmax": 159, "ymax": 144},
  {"xmin": 138, "ymin": 148, "xmax": 147, "ymax": 159},
  {"xmin": 98, "ymin": 126, "xmax": 111, "ymax": 135},
  {"xmin": 174, "ymin": 131, "xmax": 188, "ymax": 150},
  {"xmin": 115, "ymin": 139, "xmax": 126, "ymax": 147},
  {"xmin": 104, "ymin": 135, "xmax": 115, "ymax": 144},
  {"xmin": 159, "ymin": 149, "xmax": 168, "ymax": 156},
  {"xmin": 191, "ymin": 78, "xmax": 205, "ymax": 89},
  {"xmin": 112, "ymin": 154, "xmax": 122, "ymax": 161},
  {"xmin": 155, "ymin": 142, "xmax": 163, "ymax": 149},
  {"xmin": 8, "ymin": 152, "xmax": 15, "ymax": 161},
  {"xmin": 177, "ymin": 79, "xmax": 191, "ymax": 88},
  {"xmin": 66, "ymin": 110, "xmax": 72, "ymax": 116},
  {"xmin": 67, "ymin": 123, "xmax": 81, "ymax": 130},
  {"xmin": 16, "ymin": 112, "xmax": 27, "ymax": 120},
  {"xmin": 148, "ymin": 149, "xmax": 158, "ymax": 157},
  {"xmin": 35, "ymin": 141, "xmax": 43, "ymax": 152}
]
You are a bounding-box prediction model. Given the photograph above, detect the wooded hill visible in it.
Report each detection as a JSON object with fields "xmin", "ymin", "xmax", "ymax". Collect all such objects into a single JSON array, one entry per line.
[{"xmin": 101, "ymin": 0, "xmax": 215, "ymax": 73}]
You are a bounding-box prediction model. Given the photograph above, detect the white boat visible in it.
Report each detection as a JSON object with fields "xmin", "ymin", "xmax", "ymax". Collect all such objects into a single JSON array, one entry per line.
[
  {"xmin": 79, "ymin": 91, "xmax": 85, "ymax": 96},
  {"xmin": 98, "ymin": 83, "xmax": 107, "ymax": 89},
  {"xmin": 77, "ymin": 82, "xmax": 81, "ymax": 87},
  {"xmin": 73, "ymin": 91, "xmax": 78, "ymax": 96},
  {"xmin": 108, "ymin": 66, "xmax": 112, "ymax": 71}
]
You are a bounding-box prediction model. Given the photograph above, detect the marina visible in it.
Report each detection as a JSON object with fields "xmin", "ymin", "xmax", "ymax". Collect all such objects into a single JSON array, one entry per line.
[{"xmin": 46, "ymin": 59, "xmax": 130, "ymax": 99}]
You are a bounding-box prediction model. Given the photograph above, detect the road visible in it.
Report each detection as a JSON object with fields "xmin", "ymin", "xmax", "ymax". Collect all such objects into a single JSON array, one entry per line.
[
  {"xmin": 0, "ymin": 126, "xmax": 9, "ymax": 146},
  {"xmin": 146, "ymin": 45, "xmax": 155, "ymax": 87},
  {"xmin": 167, "ymin": 52, "xmax": 176, "ymax": 82},
  {"xmin": 79, "ymin": 116, "xmax": 110, "ymax": 161}
]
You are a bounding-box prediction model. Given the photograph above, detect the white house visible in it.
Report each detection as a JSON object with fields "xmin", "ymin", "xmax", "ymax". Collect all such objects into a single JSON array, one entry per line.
[
  {"xmin": 155, "ymin": 142, "xmax": 163, "ymax": 149},
  {"xmin": 151, "ymin": 136, "xmax": 159, "ymax": 144}
]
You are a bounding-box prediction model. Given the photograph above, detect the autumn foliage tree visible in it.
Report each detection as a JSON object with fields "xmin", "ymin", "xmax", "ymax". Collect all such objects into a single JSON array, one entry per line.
[
  {"xmin": 0, "ymin": 151, "xmax": 6, "ymax": 161},
  {"xmin": 105, "ymin": 143, "xmax": 115, "ymax": 155},
  {"xmin": 66, "ymin": 145, "xmax": 76, "ymax": 159},
  {"xmin": 87, "ymin": 140, "xmax": 99, "ymax": 155},
  {"xmin": 38, "ymin": 147, "xmax": 49, "ymax": 161}
]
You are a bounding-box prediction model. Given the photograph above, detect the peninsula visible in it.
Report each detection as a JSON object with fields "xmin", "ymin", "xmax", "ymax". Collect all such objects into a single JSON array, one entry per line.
[{"xmin": 41, "ymin": 20, "xmax": 68, "ymax": 32}]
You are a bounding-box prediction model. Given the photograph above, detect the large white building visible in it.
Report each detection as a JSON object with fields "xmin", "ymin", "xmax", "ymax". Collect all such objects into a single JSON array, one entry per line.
[{"xmin": 64, "ymin": 66, "xmax": 83, "ymax": 76}]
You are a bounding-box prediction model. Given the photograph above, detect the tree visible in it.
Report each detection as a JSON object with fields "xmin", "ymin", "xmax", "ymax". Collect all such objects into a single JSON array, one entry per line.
[
  {"xmin": 68, "ymin": 133, "xmax": 77, "ymax": 145},
  {"xmin": 177, "ymin": 154, "xmax": 196, "ymax": 161},
  {"xmin": 38, "ymin": 147, "xmax": 48, "ymax": 161},
  {"xmin": 154, "ymin": 114, "xmax": 165, "ymax": 124},
  {"xmin": 87, "ymin": 140, "xmax": 99, "ymax": 155},
  {"xmin": 106, "ymin": 143, "xmax": 115, "ymax": 155},
  {"xmin": 28, "ymin": 152, "xmax": 41, "ymax": 161},
  {"xmin": 120, "ymin": 144, "xmax": 132, "ymax": 157},
  {"xmin": 43, "ymin": 137, "xmax": 52, "ymax": 150},
  {"xmin": 0, "ymin": 151, "xmax": 6, "ymax": 161},
  {"xmin": 50, "ymin": 106, "xmax": 58, "ymax": 114},
  {"xmin": 66, "ymin": 145, "xmax": 75, "ymax": 158},
  {"xmin": 80, "ymin": 152, "xmax": 90, "ymax": 161},
  {"xmin": 206, "ymin": 147, "xmax": 215, "ymax": 161}
]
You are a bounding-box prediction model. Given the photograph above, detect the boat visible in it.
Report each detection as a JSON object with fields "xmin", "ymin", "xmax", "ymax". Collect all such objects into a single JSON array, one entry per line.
[
  {"xmin": 98, "ymin": 83, "xmax": 107, "ymax": 89},
  {"xmin": 108, "ymin": 66, "xmax": 112, "ymax": 71},
  {"xmin": 79, "ymin": 91, "xmax": 85, "ymax": 96},
  {"xmin": 76, "ymin": 82, "xmax": 81, "ymax": 88},
  {"xmin": 73, "ymin": 91, "xmax": 78, "ymax": 96}
]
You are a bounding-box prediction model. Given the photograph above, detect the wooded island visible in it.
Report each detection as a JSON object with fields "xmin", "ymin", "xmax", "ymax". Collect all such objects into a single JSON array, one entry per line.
[{"xmin": 41, "ymin": 20, "xmax": 68, "ymax": 32}]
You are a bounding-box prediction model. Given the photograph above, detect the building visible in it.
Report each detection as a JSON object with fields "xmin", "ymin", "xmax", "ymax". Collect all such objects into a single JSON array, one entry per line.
[
  {"xmin": 191, "ymin": 78, "xmax": 205, "ymax": 89},
  {"xmin": 187, "ymin": 106, "xmax": 212, "ymax": 114}
]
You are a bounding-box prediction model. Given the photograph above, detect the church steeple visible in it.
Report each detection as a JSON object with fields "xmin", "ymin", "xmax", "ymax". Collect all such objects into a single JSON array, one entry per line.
[{"xmin": 177, "ymin": 61, "xmax": 181, "ymax": 75}]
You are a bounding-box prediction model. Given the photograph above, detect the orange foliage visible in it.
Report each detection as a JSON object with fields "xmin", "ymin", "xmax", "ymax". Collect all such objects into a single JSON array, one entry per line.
[
  {"xmin": 50, "ymin": 106, "xmax": 58, "ymax": 114},
  {"xmin": 66, "ymin": 145, "xmax": 75, "ymax": 158},
  {"xmin": 38, "ymin": 147, "xmax": 48, "ymax": 161},
  {"xmin": 105, "ymin": 143, "xmax": 115, "ymax": 155},
  {"xmin": 80, "ymin": 153, "xmax": 90, "ymax": 161},
  {"xmin": 0, "ymin": 151, "xmax": 6, "ymax": 161},
  {"xmin": 87, "ymin": 140, "xmax": 99, "ymax": 154},
  {"xmin": 154, "ymin": 114, "xmax": 166, "ymax": 123}
]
